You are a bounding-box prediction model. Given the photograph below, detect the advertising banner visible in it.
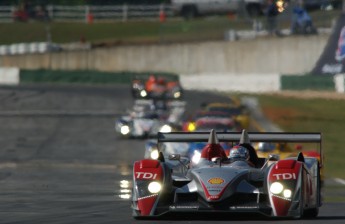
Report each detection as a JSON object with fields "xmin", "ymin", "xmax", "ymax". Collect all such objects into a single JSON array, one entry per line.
[{"xmin": 311, "ymin": 14, "xmax": 345, "ymax": 75}]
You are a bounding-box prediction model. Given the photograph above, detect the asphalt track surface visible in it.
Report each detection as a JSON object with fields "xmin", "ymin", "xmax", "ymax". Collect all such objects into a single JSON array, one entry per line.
[{"xmin": 0, "ymin": 84, "xmax": 344, "ymax": 224}]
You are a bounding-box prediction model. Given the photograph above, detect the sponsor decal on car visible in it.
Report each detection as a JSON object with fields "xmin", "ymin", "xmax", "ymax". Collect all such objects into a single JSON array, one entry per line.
[
  {"xmin": 135, "ymin": 172, "xmax": 158, "ymax": 179},
  {"xmin": 272, "ymin": 173, "xmax": 296, "ymax": 180},
  {"xmin": 229, "ymin": 206, "xmax": 259, "ymax": 210},
  {"xmin": 170, "ymin": 205, "xmax": 199, "ymax": 210},
  {"xmin": 208, "ymin": 177, "xmax": 224, "ymax": 185}
]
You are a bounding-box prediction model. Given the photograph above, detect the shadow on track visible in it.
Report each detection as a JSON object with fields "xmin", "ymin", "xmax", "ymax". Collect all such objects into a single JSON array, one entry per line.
[
  {"xmin": 135, "ymin": 213, "xmax": 272, "ymax": 221},
  {"xmin": 135, "ymin": 213, "xmax": 345, "ymax": 221},
  {"xmin": 315, "ymin": 216, "xmax": 345, "ymax": 220}
]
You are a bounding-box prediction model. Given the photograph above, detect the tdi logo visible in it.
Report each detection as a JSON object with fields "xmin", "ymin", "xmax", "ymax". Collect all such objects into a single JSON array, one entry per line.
[
  {"xmin": 136, "ymin": 172, "xmax": 157, "ymax": 179},
  {"xmin": 273, "ymin": 173, "xmax": 296, "ymax": 180}
]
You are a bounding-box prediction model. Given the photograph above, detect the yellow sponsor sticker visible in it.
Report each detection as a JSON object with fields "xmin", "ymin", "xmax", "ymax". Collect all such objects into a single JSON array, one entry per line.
[{"xmin": 208, "ymin": 177, "xmax": 224, "ymax": 185}]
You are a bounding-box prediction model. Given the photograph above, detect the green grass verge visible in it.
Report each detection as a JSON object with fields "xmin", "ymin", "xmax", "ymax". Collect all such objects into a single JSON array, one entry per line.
[
  {"xmin": 253, "ymin": 93, "xmax": 345, "ymax": 180},
  {"xmin": 244, "ymin": 93, "xmax": 345, "ymax": 202},
  {"xmin": 0, "ymin": 19, "xmax": 250, "ymax": 45}
]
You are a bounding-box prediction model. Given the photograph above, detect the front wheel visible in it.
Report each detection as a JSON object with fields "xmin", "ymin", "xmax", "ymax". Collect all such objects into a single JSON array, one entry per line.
[
  {"xmin": 303, "ymin": 207, "xmax": 319, "ymax": 219},
  {"xmin": 298, "ymin": 173, "xmax": 305, "ymax": 219},
  {"xmin": 303, "ymin": 164, "xmax": 321, "ymax": 219}
]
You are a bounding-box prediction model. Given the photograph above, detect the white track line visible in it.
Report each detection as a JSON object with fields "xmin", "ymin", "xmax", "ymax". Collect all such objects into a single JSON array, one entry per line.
[{"xmin": 334, "ymin": 178, "xmax": 345, "ymax": 185}]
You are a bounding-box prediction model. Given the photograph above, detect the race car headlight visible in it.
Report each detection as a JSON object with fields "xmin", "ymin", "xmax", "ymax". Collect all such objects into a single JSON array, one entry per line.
[
  {"xmin": 192, "ymin": 150, "xmax": 201, "ymax": 164},
  {"xmin": 148, "ymin": 181, "xmax": 161, "ymax": 194},
  {"xmin": 160, "ymin": 124, "xmax": 172, "ymax": 133},
  {"xmin": 270, "ymin": 182, "xmax": 284, "ymax": 194},
  {"xmin": 283, "ymin": 189, "xmax": 292, "ymax": 198},
  {"xmin": 187, "ymin": 122, "xmax": 196, "ymax": 132},
  {"xmin": 120, "ymin": 125, "xmax": 130, "ymax": 135},
  {"xmin": 150, "ymin": 149, "xmax": 159, "ymax": 160},
  {"xmin": 140, "ymin": 90, "xmax": 147, "ymax": 97},
  {"xmin": 173, "ymin": 91, "xmax": 181, "ymax": 98}
]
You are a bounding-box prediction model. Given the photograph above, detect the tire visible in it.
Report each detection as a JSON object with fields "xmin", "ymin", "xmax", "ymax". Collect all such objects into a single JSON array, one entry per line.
[
  {"xmin": 303, "ymin": 207, "xmax": 319, "ymax": 219},
  {"xmin": 131, "ymin": 90, "xmax": 139, "ymax": 98},
  {"xmin": 298, "ymin": 172, "xmax": 305, "ymax": 219},
  {"xmin": 132, "ymin": 188, "xmax": 143, "ymax": 219},
  {"xmin": 181, "ymin": 5, "xmax": 197, "ymax": 20},
  {"xmin": 303, "ymin": 164, "xmax": 320, "ymax": 219}
]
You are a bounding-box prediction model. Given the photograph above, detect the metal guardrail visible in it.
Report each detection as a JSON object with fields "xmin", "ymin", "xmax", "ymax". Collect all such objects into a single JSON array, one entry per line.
[{"xmin": 0, "ymin": 4, "xmax": 173, "ymax": 23}]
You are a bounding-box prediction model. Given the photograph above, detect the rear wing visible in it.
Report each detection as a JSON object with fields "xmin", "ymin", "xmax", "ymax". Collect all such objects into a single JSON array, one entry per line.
[{"xmin": 157, "ymin": 131, "xmax": 323, "ymax": 166}]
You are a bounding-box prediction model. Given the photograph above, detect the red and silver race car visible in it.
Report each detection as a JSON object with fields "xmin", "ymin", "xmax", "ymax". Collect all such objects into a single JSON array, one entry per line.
[
  {"xmin": 131, "ymin": 74, "xmax": 183, "ymax": 100},
  {"xmin": 131, "ymin": 130, "xmax": 322, "ymax": 219}
]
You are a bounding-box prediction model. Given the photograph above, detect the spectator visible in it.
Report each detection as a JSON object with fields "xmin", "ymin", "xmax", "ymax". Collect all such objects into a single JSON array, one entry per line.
[
  {"xmin": 266, "ymin": 0, "xmax": 281, "ymax": 36},
  {"xmin": 13, "ymin": 3, "xmax": 29, "ymax": 22},
  {"xmin": 291, "ymin": 3, "xmax": 317, "ymax": 35}
]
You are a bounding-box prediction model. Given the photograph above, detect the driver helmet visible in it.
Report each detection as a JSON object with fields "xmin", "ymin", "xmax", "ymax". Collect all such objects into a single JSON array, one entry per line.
[{"xmin": 229, "ymin": 145, "xmax": 250, "ymax": 161}]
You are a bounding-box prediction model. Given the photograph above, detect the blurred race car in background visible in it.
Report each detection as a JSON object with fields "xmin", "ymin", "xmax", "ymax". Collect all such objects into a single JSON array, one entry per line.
[
  {"xmin": 183, "ymin": 111, "xmax": 241, "ymax": 132},
  {"xmin": 144, "ymin": 139, "xmax": 190, "ymax": 160},
  {"xmin": 132, "ymin": 130, "xmax": 323, "ymax": 219},
  {"xmin": 115, "ymin": 99, "xmax": 185, "ymax": 138},
  {"xmin": 144, "ymin": 138, "xmax": 233, "ymax": 162},
  {"xmin": 146, "ymin": 108, "xmax": 239, "ymax": 161},
  {"xmin": 204, "ymin": 102, "xmax": 250, "ymax": 129},
  {"xmin": 254, "ymin": 142, "xmax": 294, "ymax": 159},
  {"xmin": 131, "ymin": 74, "xmax": 183, "ymax": 100}
]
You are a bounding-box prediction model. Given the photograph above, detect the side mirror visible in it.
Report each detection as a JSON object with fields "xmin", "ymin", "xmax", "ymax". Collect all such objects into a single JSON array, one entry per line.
[
  {"xmin": 168, "ymin": 154, "xmax": 181, "ymax": 161},
  {"xmin": 261, "ymin": 154, "xmax": 279, "ymax": 170}
]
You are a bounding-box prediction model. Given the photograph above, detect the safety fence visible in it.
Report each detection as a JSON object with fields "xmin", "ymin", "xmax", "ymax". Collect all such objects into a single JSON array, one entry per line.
[
  {"xmin": 0, "ymin": 42, "xmax": 62, "ymax": 56},
  {"xmin": 0, "ymin": 4, "xmax": 173, "ymax": 23},
  {"xmin": 0, "ymin": 6, "xmax": 13, "ymax": 22}
]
